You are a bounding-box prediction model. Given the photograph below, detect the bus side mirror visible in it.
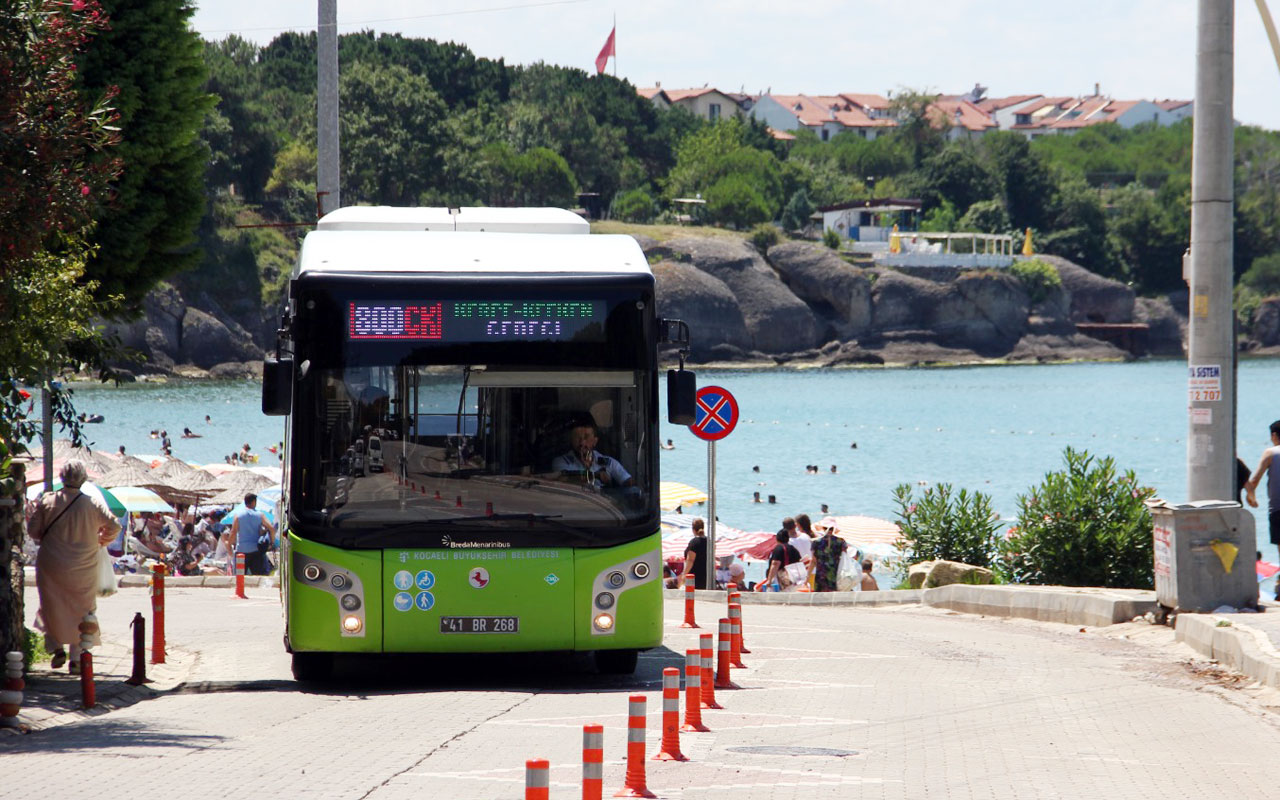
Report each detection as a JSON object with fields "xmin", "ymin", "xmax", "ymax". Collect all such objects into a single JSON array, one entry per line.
[
  {"xmin": 262, "ymin": 357, "xmax": 293, "ymax": 416},
  {"xmin": 667, "ymin": 369, "xmax": 696, "ymax": 425}
]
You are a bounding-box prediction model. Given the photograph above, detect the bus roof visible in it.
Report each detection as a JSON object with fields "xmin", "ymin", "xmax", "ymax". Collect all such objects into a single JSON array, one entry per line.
[
  {"xmin": 315, "ymin": 206, "xmax": 590, "ymax": 235},
  {"xmin": 295, "ymin": 229, "xmax": 650, "ymax": 278}
]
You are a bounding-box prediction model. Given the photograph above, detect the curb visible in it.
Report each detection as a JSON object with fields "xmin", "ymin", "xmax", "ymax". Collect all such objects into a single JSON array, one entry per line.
[
  {"xmin": 1175, "ymin": 611, "xmax": 1280, "ymax": 690},
  {"xmin": 921, "ymin": 584, "xmax": 1158, "ymax": 627},
  {"xmin": 662, "ymin": 588, "xmax": 921, "ymax": 607},
  {"xmin": 24, "ymin": 566, "xmax": 275, "ymax": 589}
]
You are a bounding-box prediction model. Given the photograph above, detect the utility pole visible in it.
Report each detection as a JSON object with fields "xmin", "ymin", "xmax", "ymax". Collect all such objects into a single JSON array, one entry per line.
[
  {"xmin": 1186, "ymin": 0, "xmax": 1235, "ymax": 502},
  {"xmin": 317, "ymin": 0, "xmax": 340, "ymax": 217}
]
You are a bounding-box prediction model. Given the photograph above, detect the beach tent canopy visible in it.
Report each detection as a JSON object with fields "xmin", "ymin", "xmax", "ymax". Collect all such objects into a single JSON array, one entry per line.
[
  {"xmin": 659, "ymin": 513, "xmax": 774, "ymax": 563},
  {"xmin": 24, "ymin": 481, "xmax": 171, "ymax": 516}
]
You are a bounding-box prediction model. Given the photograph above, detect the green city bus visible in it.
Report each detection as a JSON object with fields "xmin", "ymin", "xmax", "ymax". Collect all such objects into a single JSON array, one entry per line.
[{"xmin": 262, "ymin": 206, "xmax": 694, "ymax": 681}]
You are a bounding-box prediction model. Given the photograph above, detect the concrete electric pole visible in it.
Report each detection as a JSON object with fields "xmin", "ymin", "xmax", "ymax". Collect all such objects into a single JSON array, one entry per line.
[
  {"xmin": 1187, "ymin": 0, "xmax": 1235, "ymax": 502},
  {"xmin": 317, "ymin": 0, "xmax": 340, "ymax": 217}
]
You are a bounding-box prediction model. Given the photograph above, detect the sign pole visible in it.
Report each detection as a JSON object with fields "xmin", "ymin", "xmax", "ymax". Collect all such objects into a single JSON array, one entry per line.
[{"xmin": 707, "ymin": 440, "xmax": 716, "ymax": 590}]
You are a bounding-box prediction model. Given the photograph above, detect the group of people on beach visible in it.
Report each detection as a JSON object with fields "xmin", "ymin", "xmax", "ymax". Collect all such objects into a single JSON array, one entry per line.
[{"xmin": 672, "ymin": 512, "xmax": 878, "ymax": 594}]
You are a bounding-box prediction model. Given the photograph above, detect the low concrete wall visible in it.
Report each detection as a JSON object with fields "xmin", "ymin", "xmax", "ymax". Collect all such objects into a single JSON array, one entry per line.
[
  {"xmin": 662, "ymin": 588, "xmax": 921, "ymax": 607},
  {"xmin": 921, "ymin": 584, "xmax": 1157, "ymax": 627}
]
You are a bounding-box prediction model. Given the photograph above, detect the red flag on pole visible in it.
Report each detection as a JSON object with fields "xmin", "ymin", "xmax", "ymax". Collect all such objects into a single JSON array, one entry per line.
[{"xmin": 595, "ymin": 26, "xmax": 615, "ymax": 74}]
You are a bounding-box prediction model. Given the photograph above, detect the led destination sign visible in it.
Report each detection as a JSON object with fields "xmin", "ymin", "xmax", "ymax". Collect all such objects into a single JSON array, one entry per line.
[{"xmin": 348, "ymin": 300, "xmax": 605, "ymax": 342}]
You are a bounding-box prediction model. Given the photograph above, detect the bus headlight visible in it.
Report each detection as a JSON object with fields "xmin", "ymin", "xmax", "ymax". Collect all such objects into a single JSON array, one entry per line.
[
  {"xmin": 302, "ymin": 564, "xmax": 324, "ymax": 582},
  {"xmin": 595, "ymin": 592, "xmax": 615, "ymax": 610},
  {"xmin": 342, "ymin": 615, "xmax": 362, "ymax": 633},
  {"xmin": 593, "ymin": 613, "xmax": 615, "ymax": 631},
  {"xmin": 631, "ymin": 561, "xmax": 650, "ymax": 580},
  {"xmin": 340, "ymin": 593, "xmax": 361, "ymax": 611},
  {"xmin": 607, "ymin": 571, "xmax": 625, "ymax": 588}
]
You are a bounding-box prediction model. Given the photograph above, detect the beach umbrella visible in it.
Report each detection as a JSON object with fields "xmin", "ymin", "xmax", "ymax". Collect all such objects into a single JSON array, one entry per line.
[
  {"xmin": 1258, "ymin": 559, "xmax": 1279, "ymax": 582},
  {"xmin": 25, "ymin": 481, "xmax": 127, "ymax": 516},
  {"xmin": 200, "ymin": 463, "xmax": 248, "ymax": 478},
  {"xmin": 659, "ymin": 513, "xmax": 772, "ymax": 563},
  {"xmin": 210, "ymin": 468, "xmax": 278, "ymax": 493},
  {"xmin": 151, "ymin": 457, "xmax": 196, "ymax": 481},
  {"xmin": 98, "ymin": 461, "xmax": 165, "ymax": 489},
  {"xmin": 247, "ymin": 465, "xmax": 283, "ymax": 484},
  {"xmin": 100, "ymin": 486, "xmax": 173, "ymax": 514},
  {"xmin": 659, "ymin": 481, "xmax": 708, "ymax": 512}
]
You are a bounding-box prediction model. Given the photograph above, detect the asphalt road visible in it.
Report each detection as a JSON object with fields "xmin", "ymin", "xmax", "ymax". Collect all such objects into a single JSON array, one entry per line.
[{"xmin": 5, "ymin": 586, "xmax": 1280, "ymax": 799}]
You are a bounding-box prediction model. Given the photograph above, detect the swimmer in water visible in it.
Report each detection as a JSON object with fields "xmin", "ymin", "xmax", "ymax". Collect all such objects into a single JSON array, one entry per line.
[{"xmin": 660, "ymin": 438, "xmax": 675, "ymax": 450}]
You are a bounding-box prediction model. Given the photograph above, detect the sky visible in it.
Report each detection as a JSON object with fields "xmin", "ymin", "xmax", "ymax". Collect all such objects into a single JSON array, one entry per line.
[{"xmin": 190, "ymin": 0, "xmax": 1280, "ymax": 131}]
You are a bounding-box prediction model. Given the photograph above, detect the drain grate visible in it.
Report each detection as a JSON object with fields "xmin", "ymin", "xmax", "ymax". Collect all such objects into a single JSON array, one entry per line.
[{"xmin": 727, "ymin": 745, "xmax": 858, "ymax": 758}]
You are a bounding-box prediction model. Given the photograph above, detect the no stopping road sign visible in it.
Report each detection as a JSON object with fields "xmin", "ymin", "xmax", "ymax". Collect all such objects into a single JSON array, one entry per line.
[{"xmin": 689, "ymin": 385, "xmax": 738, "ymax": 441}]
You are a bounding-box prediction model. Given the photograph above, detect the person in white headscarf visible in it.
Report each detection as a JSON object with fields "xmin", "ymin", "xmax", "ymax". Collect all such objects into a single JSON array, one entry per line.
[{"xmin": 28, "ymin": 460, "xmax": 121, "ymax": 671}]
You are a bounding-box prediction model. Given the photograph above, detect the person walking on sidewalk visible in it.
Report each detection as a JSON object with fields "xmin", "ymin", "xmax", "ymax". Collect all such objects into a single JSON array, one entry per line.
[
  {"xmin": 1245, "ymin": 419, "xmax": 1280, "ymax": 599},
  {"xmin": 228, "ymin": 493, "xmax": 276, "ymax": 576},
  {"xmin": 679, "ymin": 518, "xmax": 709, "ymax": 590},
  {"xmin": 808, "ymin": 516, "xmax": 849, "ymax": 592},
  {"xmin": 27, "ymin": 460, "xmax": 121, "ymax": 672}
]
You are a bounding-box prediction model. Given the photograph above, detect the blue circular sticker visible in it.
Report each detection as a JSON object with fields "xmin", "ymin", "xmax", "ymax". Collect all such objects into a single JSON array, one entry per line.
[
  {"xmin": 415, "ymin": 591, "xmax": 435, "ymax": 611},
  {"xmin": 393, "ymin": 592, "xmax": 413, "ymax": 612},
  {"xmin": 393, "ymin": 570, "xmax": 413, "ymax": 591},
  {"xmin": 415, "ymin": 570, "xmax": 436, "ymax": 590}
]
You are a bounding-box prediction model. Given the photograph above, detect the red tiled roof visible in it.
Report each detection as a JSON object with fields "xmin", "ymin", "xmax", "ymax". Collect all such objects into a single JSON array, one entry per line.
[
  {"xmin": 837, "ymin": 92, "xmax": 891, "ymax": 110},
  {"xmin": 978, "ymin": 94, "xmax": 1041, "ymax": 113},
  {"xmin": 767, "ymin": 94, "xmax": 892, "ymax": 128},
  {"xmin": 637, "ymin": 87, "xmax": 667, "ymax": 100},
  {"xmin": 767, "ymin": 128, "xmax": 796, "ymax": 141},
  {"xmin": 928, "ymin": 99, "xmax": 996, "ymax": 132},
  {"xmin": 664, "ymin": 87, "xmax": 721, "ymax": 102},
  {"xmin": 1156, "ymin": 99, "xmax": 1192, "ymax": 111}
]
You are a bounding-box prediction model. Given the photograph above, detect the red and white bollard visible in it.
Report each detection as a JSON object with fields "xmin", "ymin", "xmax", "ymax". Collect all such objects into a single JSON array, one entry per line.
[
  {"xmin": 729, "ymin": 603, "xmax": 746, "ymax": 669},
  {"xmin": 652, "ymin": 667, "xmax": 687, "ymax": 761},
  {"xmin": 234, "ymin": 552, "xmax": 247, "ymax": 599},
  {"xmin": 1, "ymin": 651, "xmax": 24, "ymax": 728},
  {"xmin": 79, "ymin": 613, "xmax": 98, "ymax": 709},
  {"xmin": 583, "ymin": 723, "xmax": 605, "ymax": 800},
  {"xmin": 681, "ymin": 649, "xmax": 709, "ymax": 732},
  {"xmin": 699, "ymin": 633, "xmax": 721, "ymax": 709},
  {"xmin": 728, "ymin": 590, "xmax": 749, "ymax": 653},
  {"xmin": 524, "ymin": 758, "xmax": 549, "ymax": 800},
  {"xmin": 151, "ymin": 563, "xmax": 166, "ymax": 664},
  {"xmin": 680, "ymin": 573, "xmax": 698, "ymax": 628},
  {"xmin": 614, "ymin": 694, "xmax": 655, "ymax": 798},
  {"xmin": 715, "ymin": 618, "xmax": 738, "ymax": 690}
]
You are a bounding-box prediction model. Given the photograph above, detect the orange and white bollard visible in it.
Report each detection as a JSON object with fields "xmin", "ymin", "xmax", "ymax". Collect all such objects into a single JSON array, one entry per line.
[
  {"xmin": 614, "ymin": 695, "xmax": 655, "ymax": 798},
  {"xmin": 729, "ymin": 603, "xmax": 746, "ymax": 669},
  {"xmin": 699, "ymin": 633, "xmax": 721, "ymax": 709},
  {"xmin": 525, "ymin": 758, "xmax": 549, "ymax": 800},
  {"xmin": 234, "ymin": 552, "xmax": 247, "ymax": 599},
  {"xmin": 728, "ymin": 590, "xmax": 749, "ymax": 653},
  {"xmin": 681, "ymin": 649, "xmax": 709, "ymax": 732},
  {"xmin": 679, "ymin": 573, "xmax": 698, "ymax": 628},
  {"xmin": 583, "ymin": 723, "xmax": 605, "ymax": 800},
  {"xmin": 715, "ymin": 618, "xmax": 738, "ymax": 690},
  {"xmin": 651, "ymin": 667, "xmax": 687, "ymax": 761},
  {"xmin": 151, "ymin": 563, "xmax": 166, "ymax": 664}
]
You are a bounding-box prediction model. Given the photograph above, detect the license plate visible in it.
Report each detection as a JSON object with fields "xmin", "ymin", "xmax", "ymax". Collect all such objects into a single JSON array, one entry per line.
[{"xmin": 439, "ymin": 616, "xmax": 519, "ymax": 634}]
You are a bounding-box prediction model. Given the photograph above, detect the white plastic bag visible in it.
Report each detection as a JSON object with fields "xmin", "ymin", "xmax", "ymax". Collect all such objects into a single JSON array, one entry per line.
[
  {"xmin": 836, "ymin": 550, "xmax": 861, "ymax": 592},
  {"xmin": 97, "ymin": 547, "xmax": 118, "ymax": 597}
]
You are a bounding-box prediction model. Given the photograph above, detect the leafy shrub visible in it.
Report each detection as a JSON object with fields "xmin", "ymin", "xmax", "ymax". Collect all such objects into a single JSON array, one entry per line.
[
  {"xmin": 1240, "ymin": 252, "xmax": 1280, "ymax": 296},
  {"xmin": 822, "ymin": 228, "xmax": 841, "ymax": 249},
  {"xmin": 1000, "ymin": 447, "xmax": 1155, "ymax": 588},
  {"xmin": 612, "ymin": 188, "xmax": 656, "ymax": 223},
  {"xmin": 22, "ymin": 627, "xmax": 47, "ymax": 674},
  {"xmin": 959, "ymin": 199, "xmax": 1011, "ymax": 233},
  {"xmin": 1010, "ymin": 257, "xmax": 1063, "ymax": 305},
  {"xmin": 749, "ymin": 222, "xmax": 780, "ymax": 252},
  {"xmin": 705, "ymin": 174, "xmax": 771, "ymax": 228},
  {"xmin": 891, "ymin": 483, "xmax": 1000, "ymax": 578}
]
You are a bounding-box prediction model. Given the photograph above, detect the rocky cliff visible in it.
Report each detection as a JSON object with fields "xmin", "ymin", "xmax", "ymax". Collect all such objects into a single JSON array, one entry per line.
[{"xmin": 109, "ymin": 234, "xmax": 1188, "ymax": 377}]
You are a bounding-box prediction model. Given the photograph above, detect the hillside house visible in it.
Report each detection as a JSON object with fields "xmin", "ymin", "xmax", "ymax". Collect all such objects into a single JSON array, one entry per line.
[{"xmin": 636, "ymin": 86, "xmax": 743, "ymax": 122}]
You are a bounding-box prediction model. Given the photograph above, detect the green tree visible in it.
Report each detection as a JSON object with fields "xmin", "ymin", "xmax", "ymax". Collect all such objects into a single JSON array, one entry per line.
[
  {"xmin": 202, "ymin": 36, "xmax": 281, "ymax": 202},
  {"xmin": 0, "ymin": 0, "xmax": 126, "ymax": 663},
  {"xmin": 612, "ymin": 188, "xmax": 656, "ymax": 223},
  {"xmin": 886, "ymin": 89, "xmax": 946, "ymax": 166},
  {"xmin": 510, "ymin": 147, "xmax": 578, "ymax": 207},
  {"xmin": 977, "ymin": 132, "xmax": 1056, "ymax": 231},
  {"xmin": 959, "ymin": 199, "xmax": 1010, "ymax": 233},
  {"xmin": 1040, "ymin": 175, "xmax": 1113, "ymax": 276},
  {"xmin": 891, "ymin": 483, "xmax": 1000, "ymax": 576},
  {"xmin": 340, "ymin": 61, "xmax": 447, "ymax": 205},
  {"xmin": 1106, "ymin": 181, "xmax": 1187, "ymax": 293},
  {"xmin": 705, "ymin": 174, "xmax": 772, "ymax": 228},
  {"xmin": 77, "ymin": 0, "xmax": 215, "ymax": 308},
  {"xmin": 780, "ymin": 188, "xmax": 815, "ymax": 232},
  {"xmin": 915, "ymin": 144, "xmax": 999, "ymax": 214}
]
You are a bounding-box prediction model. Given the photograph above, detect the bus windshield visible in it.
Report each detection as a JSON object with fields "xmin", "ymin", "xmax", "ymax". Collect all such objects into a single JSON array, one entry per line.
[{"xmin": 293, "ymin": 364, "xmax": 654, "ymax": 545}]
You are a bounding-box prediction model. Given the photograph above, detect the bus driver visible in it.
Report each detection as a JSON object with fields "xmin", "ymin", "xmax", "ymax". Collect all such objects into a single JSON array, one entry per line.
[{"xmin": 551, "ymin": 420, "xmax": 634, "ymax": 491}]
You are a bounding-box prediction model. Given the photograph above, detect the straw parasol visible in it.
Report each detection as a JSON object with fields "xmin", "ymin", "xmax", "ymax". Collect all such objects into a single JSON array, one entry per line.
[
  {"xmin": 150, "ymin": 468, "xmax": 221, "ymax": 507},
  {"xmin": 152, "ymin": 457, "xmax": 196, "ymax": 481},
  {"xmin": 206, "ymin": 469, "xmax": 279, "ymax": 506},
  {"xmin": 98, "ymin": 461, "xmax": 168, "ymax": 490}
]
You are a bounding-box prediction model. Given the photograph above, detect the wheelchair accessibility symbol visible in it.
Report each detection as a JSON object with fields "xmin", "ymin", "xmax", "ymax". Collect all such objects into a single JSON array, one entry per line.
[{"xmin": 415, "ymin": 570, "xmax": 436, "ymax": 590}]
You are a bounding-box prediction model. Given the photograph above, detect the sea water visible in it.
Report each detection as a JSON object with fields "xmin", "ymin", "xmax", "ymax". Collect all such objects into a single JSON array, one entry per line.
[{"xmin": 52, "ymin": 359, "xmax": 1280, "ymax": 573}]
